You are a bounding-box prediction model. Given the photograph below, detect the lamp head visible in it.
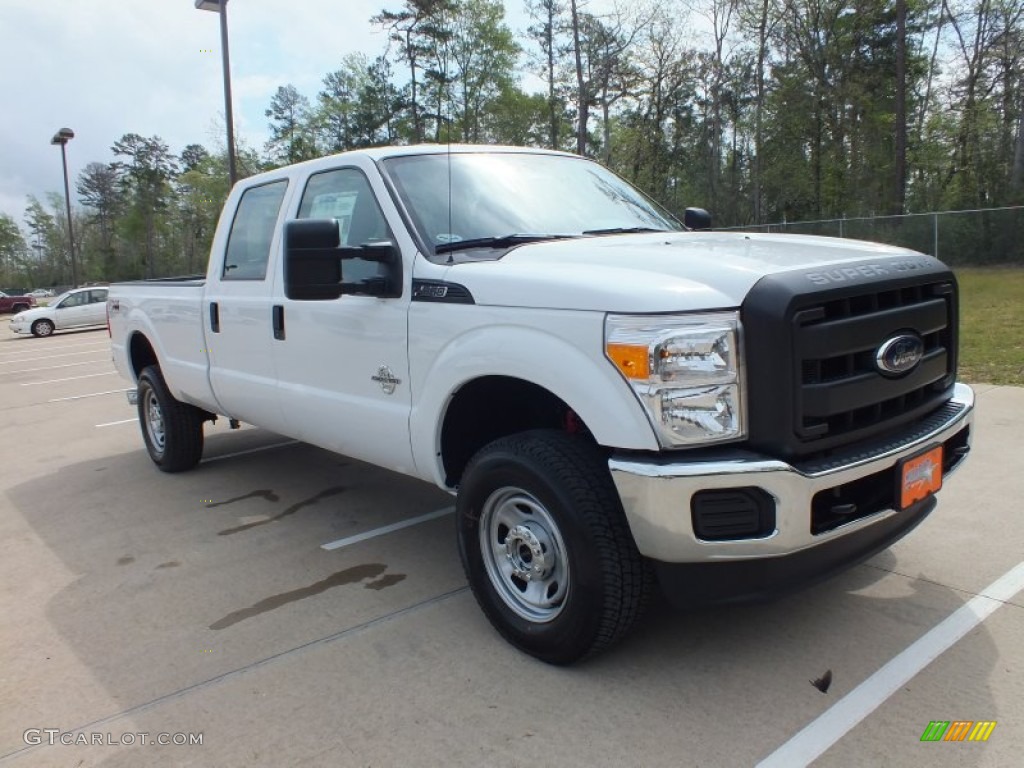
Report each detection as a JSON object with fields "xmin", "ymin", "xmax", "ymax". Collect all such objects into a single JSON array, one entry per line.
[
  {"xmin": 50, "ymin": 128, "xmax": 75, "ymax": 145},
  {"xmin": 195, "ymin": 0, "xmax": 224, "ymax": 10}
]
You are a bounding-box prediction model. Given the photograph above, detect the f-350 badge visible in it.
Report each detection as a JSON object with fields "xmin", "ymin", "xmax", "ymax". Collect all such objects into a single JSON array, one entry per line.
[{"xmin": 371, "ymin": 366, "xmax": 401, "ymax": 395}]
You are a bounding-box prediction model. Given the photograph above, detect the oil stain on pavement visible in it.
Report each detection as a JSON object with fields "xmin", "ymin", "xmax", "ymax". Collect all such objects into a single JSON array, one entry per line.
[
  {"xmin": 208, "ymin": 563, "xmax": 405, "ymax": 630},
  {"xmin": 217, "ymin": 486, "xmax": 346, "ymax": 536},
  {"xmin": 204, "ymin": 489, "xmax": 280, "ymax": 508}
]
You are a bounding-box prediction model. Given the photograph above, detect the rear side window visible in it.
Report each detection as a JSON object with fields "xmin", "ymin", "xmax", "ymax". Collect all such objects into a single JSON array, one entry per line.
[
  {"xmin": 223, "ymin": 180, "xmax": 289, "ymax": 280},
  {"xmin": 88, "ymin": 289, "xmax": 107, "ymax": 304}
]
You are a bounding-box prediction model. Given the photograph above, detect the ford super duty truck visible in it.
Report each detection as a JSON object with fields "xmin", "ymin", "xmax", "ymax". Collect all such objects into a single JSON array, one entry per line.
[{"xmin": 108, "ymin": 145, "xmax": 974, "ymax": 664}]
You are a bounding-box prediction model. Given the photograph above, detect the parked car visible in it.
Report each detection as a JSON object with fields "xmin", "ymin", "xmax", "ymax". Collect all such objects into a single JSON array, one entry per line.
[
  {"xmin": 27, "ymin": 289, "xmax": 55, "ymax": 298},
  {"xmin": 9, "ymin": 287, "xmax": 109, "ymax": 337},
  {"xmin": 0, "ymin": 291, "xmax": 37, "ymax": 314},
  {"xmin": 108, "ymin": 145, "xmax": 974, "ymax": 664}
]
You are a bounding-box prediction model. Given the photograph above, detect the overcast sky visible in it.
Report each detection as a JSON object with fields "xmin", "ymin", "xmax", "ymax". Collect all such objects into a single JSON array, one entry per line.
[{"xmin": 0, "ymin": 0, "xmax": 622, "ymax": 227}]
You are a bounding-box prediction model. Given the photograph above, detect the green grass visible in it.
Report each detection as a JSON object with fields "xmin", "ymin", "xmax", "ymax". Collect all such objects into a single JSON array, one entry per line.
[{"xmin": 956, "ymin": 268, "xmax": 1024, "ymax": 386}]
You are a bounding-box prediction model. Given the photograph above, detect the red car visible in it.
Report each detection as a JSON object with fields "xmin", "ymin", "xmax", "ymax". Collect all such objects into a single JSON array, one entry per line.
[{"xmin": 0, "ymin": 291, "xmax": 37, "ymax": 314}]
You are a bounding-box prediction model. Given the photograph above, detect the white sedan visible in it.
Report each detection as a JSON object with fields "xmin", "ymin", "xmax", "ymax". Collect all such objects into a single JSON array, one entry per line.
[{"xmin": 9, "ymin": 287, "xmax": 109, "ymax": 337}]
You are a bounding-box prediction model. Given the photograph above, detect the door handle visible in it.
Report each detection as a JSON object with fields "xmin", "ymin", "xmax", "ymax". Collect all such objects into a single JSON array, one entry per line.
[
  {"xmin": 272, "ymin": 305, "xmax": 285, "ymax": 340},
  {"xmin": 209, "ymin": 302, "xmax": 220, "ymax": 333}
]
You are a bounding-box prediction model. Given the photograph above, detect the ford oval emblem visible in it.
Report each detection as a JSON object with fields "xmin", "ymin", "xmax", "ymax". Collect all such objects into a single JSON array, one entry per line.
[{"xmin": 875, "ymin": 334, "xmax": 924, "ymax": 376}]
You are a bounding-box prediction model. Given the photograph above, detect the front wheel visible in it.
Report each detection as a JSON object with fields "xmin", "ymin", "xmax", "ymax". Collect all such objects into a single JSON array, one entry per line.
[
  {"xmin": 137, "ymin": 365, "xmax": 205, "ymax": 472},
  {"xmin": 457, "ymin": 429, "xmax": 653, "ymax": 665},
  {"xmin": 31, "ymin": 319, "xmax": 54, "ymax": 337}
]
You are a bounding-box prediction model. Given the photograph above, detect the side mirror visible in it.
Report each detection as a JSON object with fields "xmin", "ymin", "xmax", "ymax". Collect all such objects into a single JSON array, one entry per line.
[
  {"xmin": 284, "ymin": 219, "xmax": 342, "ymax": 301},
  {"xmin": 284, "ymin": 219, "xmax": 400, "ymax": 300},
  {"xmin": 684, "ymin": 207, "xmax": 712, "ymax": 231}
]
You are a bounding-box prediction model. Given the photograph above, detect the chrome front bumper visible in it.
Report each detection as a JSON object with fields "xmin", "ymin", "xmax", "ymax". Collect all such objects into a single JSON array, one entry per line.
[{"xmin": 610, "ymin": 383, "xmax": 974, "ymax": 563}]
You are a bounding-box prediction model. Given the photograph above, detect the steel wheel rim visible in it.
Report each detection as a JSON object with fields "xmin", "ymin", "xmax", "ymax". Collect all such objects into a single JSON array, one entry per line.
[
  {"xmin": 479, "ymin": 487, "xmax": 569, "ymax": 623},
  {"xmin": 144, "ymin": 389, "xmax": 166, "ymax": 453}
]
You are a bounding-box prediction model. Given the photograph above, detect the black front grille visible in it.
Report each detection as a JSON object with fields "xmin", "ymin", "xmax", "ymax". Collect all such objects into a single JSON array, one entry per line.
[
  {"xmin": 794, "ymin": 282, "xmax": 955, "ymax": 445},
  {"xmin": 743, "ymin": 256, "xmax": 959, "ymax": 460}
]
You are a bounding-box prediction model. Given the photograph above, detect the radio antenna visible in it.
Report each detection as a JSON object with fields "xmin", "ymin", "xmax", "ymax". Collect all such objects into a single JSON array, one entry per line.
[
  {"xmin": 440, "ymin": 0, "xmax": 452, "ymax": 264},
  {"xmin": 445, "ymin": 9, "xmax": 454, "ymax": 266},
  {"xmin": 446, "ymin": 127, "xmax": 453, "ymax": 264}
]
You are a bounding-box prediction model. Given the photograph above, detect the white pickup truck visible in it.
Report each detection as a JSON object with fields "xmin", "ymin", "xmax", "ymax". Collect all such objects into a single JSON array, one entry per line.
[{"xmin": 109, "ymin": 145, "xmax": 974, "ymax": 664}]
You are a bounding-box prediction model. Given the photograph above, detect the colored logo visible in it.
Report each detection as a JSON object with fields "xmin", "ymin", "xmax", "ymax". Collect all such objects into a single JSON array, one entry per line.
[
  {"xmin": 876, "ymin": 333, "xmax": 924, "ymax": 376},
  {"xmin": 920, "ymin": 720, "xmax": 996, "ymax": 742}
]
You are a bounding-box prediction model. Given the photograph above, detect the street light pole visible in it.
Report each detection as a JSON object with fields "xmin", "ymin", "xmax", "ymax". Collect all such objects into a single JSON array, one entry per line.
[
  {"xmin": 50, "ymin": 128, "xmax": 78, "ymax": 288},
  {"xmin": 195, "ymin": 0, "xmax": 238, "ymax": 186}
]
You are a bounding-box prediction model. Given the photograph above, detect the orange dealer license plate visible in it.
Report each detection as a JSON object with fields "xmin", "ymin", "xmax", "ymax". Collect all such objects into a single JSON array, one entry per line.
[{"xmin": 897, "ymin": 444, "xmax": 944, "ymax": 510}]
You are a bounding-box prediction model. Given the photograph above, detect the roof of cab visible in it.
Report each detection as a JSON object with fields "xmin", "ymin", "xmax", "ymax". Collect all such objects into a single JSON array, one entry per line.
[{"xmin": 237, "ymin": 143, "xmax": 580, "ymax": 185}]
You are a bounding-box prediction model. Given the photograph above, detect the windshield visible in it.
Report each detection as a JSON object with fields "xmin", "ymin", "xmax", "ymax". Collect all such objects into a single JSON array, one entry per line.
[{"xmin": 381, "ymin": 152, "xmax": 680, "ymax": 258}]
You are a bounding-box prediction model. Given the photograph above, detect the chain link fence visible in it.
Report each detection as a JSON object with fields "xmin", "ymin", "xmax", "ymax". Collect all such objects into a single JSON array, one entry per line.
[{"xmin": 717, "ymin": 206, "xmax": 1024, "ymax": 266}]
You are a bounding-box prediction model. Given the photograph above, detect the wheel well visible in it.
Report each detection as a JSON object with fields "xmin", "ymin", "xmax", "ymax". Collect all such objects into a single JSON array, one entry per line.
[
  {"xmin": 440, "ymin": 376, "xmax": 596, "ymax": 487},
  {"xmin": 128, "ymin": 333, "xmax": 159, "ymax": 379}
]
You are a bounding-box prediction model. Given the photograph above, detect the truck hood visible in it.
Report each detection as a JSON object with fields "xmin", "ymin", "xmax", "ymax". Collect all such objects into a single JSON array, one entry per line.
[{"xmin": 444, "ymin": 232, "xmax": 933, "ymax": 312}]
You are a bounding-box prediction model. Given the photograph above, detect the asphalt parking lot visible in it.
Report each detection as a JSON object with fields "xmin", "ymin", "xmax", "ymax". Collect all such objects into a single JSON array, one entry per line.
[{"xmin": 0, "ymin": 327, "xmax": 1021, "ymax": 767}]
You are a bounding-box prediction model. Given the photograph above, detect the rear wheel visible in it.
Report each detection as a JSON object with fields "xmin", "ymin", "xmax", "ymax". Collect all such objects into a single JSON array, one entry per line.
[
  {"xmin": 137, "ymin": 365, "xmax": 205, "ymax": 472},
  {"xmin": 457, "ymin": 429, "xmax": 653, "ymax": 665},
  {"xmin": 31, "ymin": 319, "xmax": 54, "ymax": 337}
]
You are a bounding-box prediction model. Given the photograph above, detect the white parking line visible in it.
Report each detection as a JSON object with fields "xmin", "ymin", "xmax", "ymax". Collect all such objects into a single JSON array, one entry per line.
[
  {"xmin": 321, "ymin": 507, "xmax": 455, "ymax": 551},
  {"xmin": 0, "ymin": 349, "xmax": 108, "ymax": 364},
  {"xmin": 201, "ymin": 440, "xmax": 300, "ymax": 463},
  {"xmin": 20, "ymin": 371, "xmax": 115, "ymax": 386},
  {"xmin": 0, "ymin": 341, "xmax": 108, "ymax": 357},
  {"xmin": 48, "ymin": 388, "xmax": 132, "ymax": 403},
  {"xmin": 0, "ymin": 359, "xmax": 108, "ymax": 375},
  {"xmin": 756, "ymin": 560, "xmax": 1024, "ymax": 768},
  {"xmin": 96, "ymin": 418, "xmax": 136, "ymax": 428}
]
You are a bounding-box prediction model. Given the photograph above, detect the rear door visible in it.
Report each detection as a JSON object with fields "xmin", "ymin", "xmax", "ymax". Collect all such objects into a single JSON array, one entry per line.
[
  {"xmin": 206, "ymin": 178, "xmax": 293, "ymax": 433},
  {"xmin": 83, "ymin": 288, "xmax": 108, "ymax": 325},
  {"xmin": 270, "ymin": 162, "xmax": 414, "ymax": 474}
]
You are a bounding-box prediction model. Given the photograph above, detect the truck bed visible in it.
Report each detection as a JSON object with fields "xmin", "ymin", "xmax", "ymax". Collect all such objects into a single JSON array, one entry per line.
[{"xmin": 108, "ymin": 280, "xmax": 217, "ymax": 413}]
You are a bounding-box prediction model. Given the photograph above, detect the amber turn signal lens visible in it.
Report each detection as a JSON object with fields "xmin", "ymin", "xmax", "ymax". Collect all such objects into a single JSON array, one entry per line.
[{"xmin": 607, "ymin": 343, "xmax": 650, "ymax": 379}]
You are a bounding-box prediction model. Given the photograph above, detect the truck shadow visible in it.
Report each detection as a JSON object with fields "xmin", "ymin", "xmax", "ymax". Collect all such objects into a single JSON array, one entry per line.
[{"xmin": 2, "ymin": 429, "xmax": 1003, "ymax": 765}]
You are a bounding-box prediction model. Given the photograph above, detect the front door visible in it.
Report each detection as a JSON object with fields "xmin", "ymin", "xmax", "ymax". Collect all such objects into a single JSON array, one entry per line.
[
  {"xmin": 53, "ymin": 291, "xmax": 94, "ymax": 328},
  {"xmin": 271, "ymin": 164, "xmax": 414, "ymax": 475}
]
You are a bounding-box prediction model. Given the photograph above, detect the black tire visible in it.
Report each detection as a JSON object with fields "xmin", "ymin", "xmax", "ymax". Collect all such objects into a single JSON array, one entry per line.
[
  {"xmin": 31, "ymin": 319, "xmax": 55, "ymax": 337},
  {"xmin": 137, "ymin": 365, "xmax": 205, "ymax": 472},
  {"xmin": 12, "ymin": 303, "xmax": 28, "ymax": 313},
  {"xmin": 457, "ymin": 429, "xmax": 654, "ymax": 665}
]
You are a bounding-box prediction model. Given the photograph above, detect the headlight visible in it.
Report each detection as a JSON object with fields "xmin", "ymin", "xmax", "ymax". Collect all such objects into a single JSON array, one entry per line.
[{"xmin": 605, "ymin": 312, "xmax": 745, "ymax": 447}]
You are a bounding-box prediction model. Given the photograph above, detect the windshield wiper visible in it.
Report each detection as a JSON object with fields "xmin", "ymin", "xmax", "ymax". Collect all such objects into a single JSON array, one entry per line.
[
  {"xmin": 434, "ymin": 233, "xmax": 574, "ymax": 254},
  {"xmin": 582, "ymin": 226, "xmax": 669, "ymax": 235}
]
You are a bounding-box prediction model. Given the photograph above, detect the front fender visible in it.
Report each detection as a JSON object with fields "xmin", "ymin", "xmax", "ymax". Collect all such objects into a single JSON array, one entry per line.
[{"xmin": 408, "ymin": 314, "xmax": 659, "ymax": 487}]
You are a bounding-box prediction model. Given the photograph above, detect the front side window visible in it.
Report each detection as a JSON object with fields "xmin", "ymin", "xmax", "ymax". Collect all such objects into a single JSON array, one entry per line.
[
  {"xmin": 58, "ymin": 292, "xmax": 87, "ymax": 308},
  {"xmin": 223, "ymin": 180, "xmax": 289, "ymax": 280},
  {"xmin": 297, "ymin": 168, "xmax": 392, "ymax": 284}
]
